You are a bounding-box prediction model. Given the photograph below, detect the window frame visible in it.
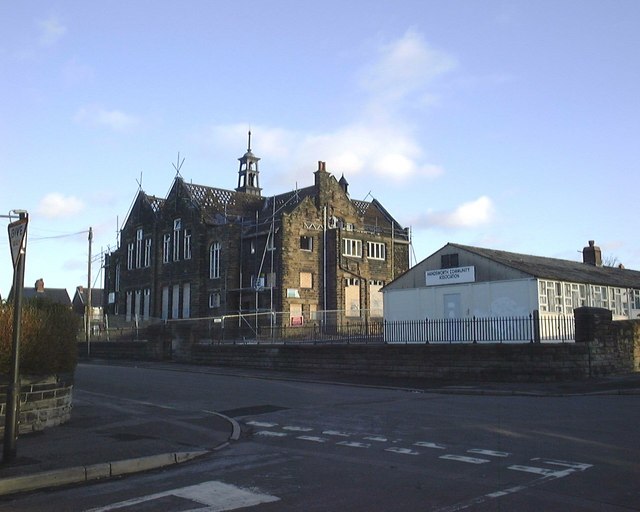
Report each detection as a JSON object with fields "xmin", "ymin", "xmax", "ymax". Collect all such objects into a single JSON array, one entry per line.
[
  {"xmin": 300, "ymin": 235, "xmax": 313, "ymax": 252},
  {"xmin": 210, "ymin": 241, "xmax": 221, "ymax": 279},
  {"xmin": 342, "ymin": 238, "xmax": 362, "ymax": 258},
  {"xmin": 367, "ymin": 241, "xmax": 386, "ymax": 260}
]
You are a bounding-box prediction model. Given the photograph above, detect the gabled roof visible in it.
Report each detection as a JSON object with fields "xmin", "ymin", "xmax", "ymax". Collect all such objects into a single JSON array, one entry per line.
[
  {"xmin": 451, "ymin": 243, "xmax": 640, "ymax": 289},
  {"xmin": 73, "ymin": 287, "xmax": 104, "ymax": 308}
]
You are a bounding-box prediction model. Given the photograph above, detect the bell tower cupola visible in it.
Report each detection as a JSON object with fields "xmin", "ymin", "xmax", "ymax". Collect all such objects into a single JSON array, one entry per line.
[{"xmin": 236, "ymin": 130, "xmax": 262, "ymax": 196}]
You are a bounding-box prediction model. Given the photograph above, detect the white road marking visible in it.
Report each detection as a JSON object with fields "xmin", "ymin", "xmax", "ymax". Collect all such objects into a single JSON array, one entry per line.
[
  {"xmin": 364, "ymin": 436, "xmax": 387, "ymax": 442},
  {"xmin": 485, "ymin": 485, "xmax": 528, "ymax": 499},
  {"xmin": 322, "ymin": 430, "xmax": 351, "ymax": 437},
  {"xmin": 246, "ymin": 421, "xmax": 278, "ymax": 428},
  {"xmin": 414, "ymin": 441, "xmax": 446, "ymax": 450},
  {"xmin": 532, "ymin": 458, "xmax": 593, "ymax": 471},
  {"xmin": 297, "ymin": 436, "xmax": 328, "ymax": 443},
  {"xmin": 508, "ymin": 465, "xmax": 557, "ymax": 476},
  {"xmin": 433, "ymin": 458, "xmax": 594, "ymax": 512},
  {"xmin": 385, "ymin": 447, "xmax": 419, "ymax": 456},
  {"xmin": 337, "ymin": 441, "xmax": 371, "ymax": 448},
  {"xmin": 439, "ymin": 454, "xmax": 491, "ymax": 464},
  {"xmin": 254, "ymin": 430, "xmax": 288, "ymax": 437},
  {"xmin": 84, "ymin": 480, "xmax": 279, "ymax": 512},
  {"xmin": 282, "ymin": 425, "xmax": 313, "ymax": 432},
  {"xmin": 468, "ymin": 449, "xmax": 510, "ymax": 458}
]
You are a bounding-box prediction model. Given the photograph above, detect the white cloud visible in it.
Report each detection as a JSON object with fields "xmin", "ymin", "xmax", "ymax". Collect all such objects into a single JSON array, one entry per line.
[
  {"xmin": 74, "ymin": 105, "xmax": 141, "ymax": 132},
  {"xmin": 37, "ymin": 193, "xmax": 85, "ymax": 219},
  {"xmin": 38, "ymin": 16, "xmax": 67, "ymax": 46},
  {"xmin": 413, "ymin": 196, "xmax": 495, "ymax": 229},
  {"xmin": 194, "ymin": 30, "xmax": 455, "ymax": 187},
  {"xmin": 359, "ymin": 29, "xmax": 457, "ymax": 106}
]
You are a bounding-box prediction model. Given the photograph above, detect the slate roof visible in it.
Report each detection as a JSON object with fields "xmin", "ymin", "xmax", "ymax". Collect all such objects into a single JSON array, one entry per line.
[
  {"xmin": 21, "ymin": 288, "xmax": 72, "ymax": 306},
  {"xmin": 451, "ymin": 243, "xmax": 640, "ymax": 289}
]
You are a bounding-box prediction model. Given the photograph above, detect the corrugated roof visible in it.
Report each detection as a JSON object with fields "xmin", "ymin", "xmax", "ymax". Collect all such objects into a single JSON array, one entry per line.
[{"xmin": 451, "ymin": 243, "xmax": 640, "ymax": 288}]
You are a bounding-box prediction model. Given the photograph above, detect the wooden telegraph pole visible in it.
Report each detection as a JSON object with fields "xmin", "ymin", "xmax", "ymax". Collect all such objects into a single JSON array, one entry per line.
[{"xmin": 85, "ymin": 227, "xmax": 93, "ymax": 356}]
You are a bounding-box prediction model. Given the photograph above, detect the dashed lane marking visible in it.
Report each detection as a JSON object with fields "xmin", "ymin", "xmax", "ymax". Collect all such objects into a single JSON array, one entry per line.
[
  {"xmin": 508, "ymin": 465, "xmax": 557, "ymax": 476},
  {"xmin": 414, "ymin": 441, "xmax": 446, "ymax": 450},
  {"xmin": 364, "ymin": 436, "xmax": 388, "ymax": 442},
  {"xmin": 254, "ymin": 430, "xmax": 288, "ymax": 437},
  {"xmin": 385, "ymin": 447, "xmax": 419, "ymax": 456},
  {"xmin": 439, "ymin": 454, "xmax": 491, "ymax": 465},
  {"xmin": 468, "ymin": 449, "xmax": 510, "ymax": 458},
  {"xmin": 337, "ymin": 441, "xmax": 371, "ymax": 449},
  {"xmin": 322, "ymin": 430, "xmax": 351, "ymax": 437},
  {"xmin": 297, "ymin": 436, "xmax": 328, "ymax": 443},
  {"xmin": 246, "ymin": 421, "xmax": 278, "ymax": 428},
  {"xmin": 282, "ymin": 426, "xmax": 313, "ymax": 432}
]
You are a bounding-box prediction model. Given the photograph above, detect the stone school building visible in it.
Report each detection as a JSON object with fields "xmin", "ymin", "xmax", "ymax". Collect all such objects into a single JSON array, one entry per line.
[{"xmin": 103, "ymin": 138, "xmax": 410, "ymax": 328}]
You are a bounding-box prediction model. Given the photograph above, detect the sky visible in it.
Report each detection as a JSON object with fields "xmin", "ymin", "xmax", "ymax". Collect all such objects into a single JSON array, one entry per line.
[{"xmin": 1, "ymin": 1, "xmax": 639, "ymax": 298}]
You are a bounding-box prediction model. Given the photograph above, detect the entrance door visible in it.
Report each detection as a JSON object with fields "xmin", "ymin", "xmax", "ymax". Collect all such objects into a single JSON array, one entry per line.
[{"xmin": 443, "ymin": 293, "xmax": 461, "ymax": 319}]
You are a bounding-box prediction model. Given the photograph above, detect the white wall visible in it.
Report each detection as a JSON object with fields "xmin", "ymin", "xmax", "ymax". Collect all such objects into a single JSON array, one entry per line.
[{"xmin": 384, "ymin": 278, "xmax": 538, "ymax": 321}]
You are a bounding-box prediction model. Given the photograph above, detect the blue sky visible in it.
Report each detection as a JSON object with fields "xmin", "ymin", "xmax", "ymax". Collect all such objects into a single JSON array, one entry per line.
[{"xmin": 1, "ymin": 1, "xmax": 639, "ymax": 298}]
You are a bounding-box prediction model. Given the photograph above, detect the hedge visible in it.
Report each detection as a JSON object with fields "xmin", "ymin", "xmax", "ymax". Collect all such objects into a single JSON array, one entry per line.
[{"xmin": 0, "ymin": 298, "xmax": 79, "ymax": 375}]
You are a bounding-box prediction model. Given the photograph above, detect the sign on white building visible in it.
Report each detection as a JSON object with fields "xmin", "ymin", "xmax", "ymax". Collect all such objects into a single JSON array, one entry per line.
[{"xmin": 426, "ymin": 266, "xmax": 475, "ymax": 286}]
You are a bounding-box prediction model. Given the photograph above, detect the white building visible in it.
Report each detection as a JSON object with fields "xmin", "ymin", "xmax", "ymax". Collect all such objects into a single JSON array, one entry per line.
[{"xmin": 384, "ymin": 241, "xmax": 640, "ymax": 324}]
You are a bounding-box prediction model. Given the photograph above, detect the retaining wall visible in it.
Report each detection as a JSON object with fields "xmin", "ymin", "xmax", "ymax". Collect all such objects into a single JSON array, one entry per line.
[{"xmin": 0, "ymin": 374, "xmax": 73, "ymax": 435}]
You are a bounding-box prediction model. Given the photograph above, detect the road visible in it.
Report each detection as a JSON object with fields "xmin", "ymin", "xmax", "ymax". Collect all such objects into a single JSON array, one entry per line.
[{"xmin": 2, "ymin": 363, "xmax": 639, "ymax": 511}]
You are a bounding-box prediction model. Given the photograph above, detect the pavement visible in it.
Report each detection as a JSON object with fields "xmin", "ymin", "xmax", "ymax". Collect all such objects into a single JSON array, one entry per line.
[{"xmin": 0, "ymin": 361, "xmax": 639, "ymax": 497}]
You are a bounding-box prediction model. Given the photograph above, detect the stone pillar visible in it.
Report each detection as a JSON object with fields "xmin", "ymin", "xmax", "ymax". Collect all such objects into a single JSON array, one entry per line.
[{"xmin": 574, "ymin": 307, "xmax": 612, "ymax": 343}]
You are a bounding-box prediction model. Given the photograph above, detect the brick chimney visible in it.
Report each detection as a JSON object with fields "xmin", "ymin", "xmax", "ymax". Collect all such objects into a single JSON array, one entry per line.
[
  {"xmin": 582, "ymin": 240, "xmax": 602, "ymax": 267},
  {"xmin": 35, "ymin": 278, "xmax": 45, "ymax": 292}
]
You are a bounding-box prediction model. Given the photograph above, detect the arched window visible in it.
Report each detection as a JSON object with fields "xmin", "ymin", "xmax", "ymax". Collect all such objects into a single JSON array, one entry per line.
[{"xmin": 210, "ymin": 242, "xmax": 221, "ymax": 279}]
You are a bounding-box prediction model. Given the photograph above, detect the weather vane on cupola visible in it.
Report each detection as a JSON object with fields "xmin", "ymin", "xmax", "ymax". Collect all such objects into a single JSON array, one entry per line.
[{"xmin": 236, "ymin": 130, "xmax": 262, "ymax": 196}]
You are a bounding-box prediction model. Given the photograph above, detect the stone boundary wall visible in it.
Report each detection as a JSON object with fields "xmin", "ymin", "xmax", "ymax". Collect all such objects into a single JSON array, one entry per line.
[
  {"xmin": 0, "ymin": 374, "xmax": 73, "ymax": 435},
  {"xmin": 79, "ymin": 308, "xmax": 640, "ymax": 382},
  {"xmin": 190, "ymin": 343, "xmax": 590, "ymax": 382}
]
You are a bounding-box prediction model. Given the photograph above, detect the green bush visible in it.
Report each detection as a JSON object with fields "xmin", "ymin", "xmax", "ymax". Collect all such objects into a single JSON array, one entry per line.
[{"xmin": 0, "ymin": 298, "xmax": 79, "ymax": 375}]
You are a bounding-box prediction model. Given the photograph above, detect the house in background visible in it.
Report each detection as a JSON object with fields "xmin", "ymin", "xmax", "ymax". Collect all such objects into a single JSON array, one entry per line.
[
  {"xmin": 72, "ymin": 286, "xmax": 104, "ymax": 321},
  {"xmin": 15, "ymin": 278, "xmax": 72, "ymax": 307},
  {"xmin": 383, "ymin": 241, "xmax": 640, "ymax": 324},
  {"xmin": 103, "ymin": 135, "xmax": 410, "ymax": 327}
]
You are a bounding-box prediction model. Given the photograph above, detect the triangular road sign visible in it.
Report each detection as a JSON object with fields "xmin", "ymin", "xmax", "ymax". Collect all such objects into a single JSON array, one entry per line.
[{"xmin": 8, "ymin": 218, "xmax": 28, "ymax": 268}]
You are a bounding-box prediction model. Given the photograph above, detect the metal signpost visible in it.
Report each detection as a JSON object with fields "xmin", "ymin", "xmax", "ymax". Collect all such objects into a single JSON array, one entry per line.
[{"xmin": 3, "ymin": 211, "xmax": 28, "ymax": 462}]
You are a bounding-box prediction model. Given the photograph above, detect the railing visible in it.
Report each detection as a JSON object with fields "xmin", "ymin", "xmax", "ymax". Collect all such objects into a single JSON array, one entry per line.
[
  {"xmin": 93, "ymin": 312, "xmax": 575, "ymax": 345},
  {"xmin": 384, "ymin": 314, "xmax": 575, "ymax": 344}
]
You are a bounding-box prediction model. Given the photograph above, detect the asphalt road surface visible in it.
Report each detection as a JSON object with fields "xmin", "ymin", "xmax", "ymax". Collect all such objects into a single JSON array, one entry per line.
[{"xmin": 1, "ymin": 363, "xmax": 638, "ymax": 511}]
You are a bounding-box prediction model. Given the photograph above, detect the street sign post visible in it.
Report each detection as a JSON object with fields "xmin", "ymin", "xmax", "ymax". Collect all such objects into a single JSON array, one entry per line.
[{"xmin": 3, "ymin": 211, "xmax": 28, "ymax": 462}]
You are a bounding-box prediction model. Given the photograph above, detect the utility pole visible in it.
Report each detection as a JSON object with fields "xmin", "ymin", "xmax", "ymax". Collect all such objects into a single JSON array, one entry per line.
[
  {"xmin": 85, "ymin": 227, "xmax": 93, "ymax": 355},
  {"xmin": 3, "ymin": 210, "xmax": 28, "ymax": 462}
]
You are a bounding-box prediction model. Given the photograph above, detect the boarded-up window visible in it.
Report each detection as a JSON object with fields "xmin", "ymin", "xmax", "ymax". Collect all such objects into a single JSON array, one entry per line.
[
  {"xmin": 300, "ymin": 271, "xmax": 313, "ymax": 289},
  {"xmin": 290, "ymin": 303, "xmax": 303, "ymax": 326},
  {"xmin": 161, "ymin": 286, "xmax": 169, "ymax": 320},
  {"xmin": 369, "ymin": 280, "xmax": 384, "ymax": 317},
  {"xmin": 182, "ymin": 283, "xmax": 191, "ymax": 319},
  {"xmin": 345, "ymin": 278, "xmax": 360, "ymax": 317}
]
